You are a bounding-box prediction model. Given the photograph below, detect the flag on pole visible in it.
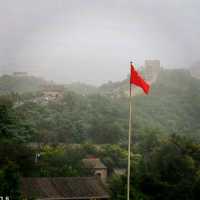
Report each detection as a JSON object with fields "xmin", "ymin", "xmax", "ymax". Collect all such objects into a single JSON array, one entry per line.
[
  {"xmin": 127, "ymin": 62, "xmax": 150, "ymax": 200},
  {"xmin": 130, "ymin": 63, "xmax": 150, "ymax": 94}
]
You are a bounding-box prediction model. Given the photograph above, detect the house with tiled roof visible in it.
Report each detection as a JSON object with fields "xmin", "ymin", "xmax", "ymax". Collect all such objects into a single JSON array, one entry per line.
[{"xmin": 82, "ymin": 158, "xmax": 107, "ymax": 183}]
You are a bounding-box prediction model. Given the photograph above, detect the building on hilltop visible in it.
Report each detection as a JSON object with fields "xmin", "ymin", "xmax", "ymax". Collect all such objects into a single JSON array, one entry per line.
[
  {"xmin": 21, "ymin": 177, "xmax": 110, "ymax": 200},
  {"xmin": 82, "ymin": 157, "xmax": 108, "ymax": 183},
  {"xmin": 144, "ymin": 60, "xmax": 161, "ymax": 82},
  {"xmin": 13, "ymin": 72, "xmax": 28, "ymax": 77},
  {"xmin": 41, "ymin": 84, "xmax": 65, "ymax": 102}
]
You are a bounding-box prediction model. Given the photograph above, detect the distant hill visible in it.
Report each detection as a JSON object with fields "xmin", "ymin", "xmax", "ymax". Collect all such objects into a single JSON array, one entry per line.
[
  {"xmin": 0, "ymin": 74, "xmax": 49, "ymax": 94},
  {"xmin": 99, "ymin": 68, "xmax": 200, "ymax": 137},
  {"xmin": 65, "ymin": 82, "xmax": 98, "ymax": 95},
  {"xmin": 10, "ymin": 68, "xmax": 200, "ymax": 145},
  {"xmin": 99, "ymin": 79, "xmax": 129, "ymax": 97},
  {"xmin": 99, "ymin": 79, "xmax": 144, "ymax": 97},
  {"xmin": 133, "ymin": 69, "xmax": 200, "ymax": 136},
  {"xmin": 0, "ymin": 74, "xmax": 99, "ymax": 96}
]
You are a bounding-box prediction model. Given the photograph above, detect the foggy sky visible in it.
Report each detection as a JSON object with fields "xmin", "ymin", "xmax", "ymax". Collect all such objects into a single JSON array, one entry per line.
[{"xmin": 0, "ymin": 0, "xmax": 200, "ymax": 85}]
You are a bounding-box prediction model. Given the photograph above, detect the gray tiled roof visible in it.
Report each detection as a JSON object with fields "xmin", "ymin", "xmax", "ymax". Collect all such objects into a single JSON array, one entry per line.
[
  {"xmin": 21, "ymin": 177, "xmax": 109, "ymax": 200},
  {"xmin": 82, "ymin": 158, "xmax": 107, "ymax": 169}
]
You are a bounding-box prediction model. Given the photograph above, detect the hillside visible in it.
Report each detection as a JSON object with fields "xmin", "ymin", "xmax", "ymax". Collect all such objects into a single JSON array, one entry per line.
[
  {"xmin": 0, "ymin": 74, "xmax": 49, "ymax": 94},
  {"xmin": 1, "ymin": 68, "xmax": 200, "ymax": 143},
  {"xmin": 87, "ymin": 68, "xmax": 200, "ymax": 138},
  {"xmin": 99, "ymin": 79, "xmax": 143, "ymax": 97},
  {"xmin": 65, "ymin": 82, "xmax": 98, "ymax": 95},
  {"xmin": 9, "ymin": 68, "xmax": 200, "ymax": 145},
  {"xmin": 133, "ymin": 69, "xmax": 200, "ymax": 136}
]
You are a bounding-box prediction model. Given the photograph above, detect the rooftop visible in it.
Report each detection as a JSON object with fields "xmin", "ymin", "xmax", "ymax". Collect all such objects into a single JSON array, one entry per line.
[
  {"xmin": 82, "ymin": 158, "xmax": 107, "ymax": 169},
  {"xmin": 21, "ymin": 177, "xmax": 109, "ymax": 200}
]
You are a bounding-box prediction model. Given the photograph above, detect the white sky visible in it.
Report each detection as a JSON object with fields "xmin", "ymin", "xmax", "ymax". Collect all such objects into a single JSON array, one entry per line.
[{"xmin": 0, "ymin": 0, "xmax": 200, "ymax": 85}]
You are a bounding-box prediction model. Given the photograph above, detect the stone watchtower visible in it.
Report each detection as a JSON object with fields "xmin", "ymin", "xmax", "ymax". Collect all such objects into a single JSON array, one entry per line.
[{"xmin": 144, "ymin": 60, "xmax": 161, "ymax": 82}]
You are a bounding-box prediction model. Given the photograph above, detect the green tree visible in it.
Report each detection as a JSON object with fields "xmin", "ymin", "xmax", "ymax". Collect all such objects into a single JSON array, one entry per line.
[{"xmin": 0, "ymin": 161, "xmax": 20, "ymax": 200}]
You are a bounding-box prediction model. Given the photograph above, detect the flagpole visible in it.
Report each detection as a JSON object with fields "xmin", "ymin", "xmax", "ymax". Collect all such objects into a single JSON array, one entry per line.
[{"xmin": 127, "ymin": 61, "xmax": 133, "ymax": 200}]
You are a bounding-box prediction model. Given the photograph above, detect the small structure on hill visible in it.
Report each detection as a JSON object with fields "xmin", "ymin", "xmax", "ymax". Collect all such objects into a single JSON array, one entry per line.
[
  {"xmin": 21, "ymin": 177, "xmax": 110, "ymax": 200},
  {"xmin": 82, "ymin": 158, "xmax": 108, "ymax": 183},
  {"xmin": 41, "ymin": 84, "xmax": 65, "ymax": 102},
  {"xmin": 13, "ymin": 72, "xmax": 28, "ymax": 77}
]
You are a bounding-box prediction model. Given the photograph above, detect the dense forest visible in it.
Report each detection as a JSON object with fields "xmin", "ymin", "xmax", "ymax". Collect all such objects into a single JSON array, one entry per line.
[
  {"xmin": 9, "ymin": 69, "xmax": 200, "ymax": 144},
  {"xmin": 0, "ymin": 68, "xmax": 200, "ymax": 199}
]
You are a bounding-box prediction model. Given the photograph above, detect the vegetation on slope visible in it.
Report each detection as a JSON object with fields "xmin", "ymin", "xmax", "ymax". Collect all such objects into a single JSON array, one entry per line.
[{"xmin": 0, "ymin": 75, "xmax": 48, "ymax": 94}]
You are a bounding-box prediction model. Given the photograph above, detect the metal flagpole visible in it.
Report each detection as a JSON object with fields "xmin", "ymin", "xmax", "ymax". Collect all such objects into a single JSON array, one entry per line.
[{"xmin": 127, "ymin": 61, "xmax": 133, "ymax": 200}]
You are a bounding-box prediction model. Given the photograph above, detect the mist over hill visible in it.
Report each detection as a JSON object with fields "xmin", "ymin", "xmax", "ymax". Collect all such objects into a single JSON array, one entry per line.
[
  {"xmin": 1, "ymin": 67, "xmax": 200, "ymax": 97},
  {"xmin": 65, "ymin": 82, "xmax": 98, "ymax": 95},
  {"xmin": 1, "ymin": 68, "xmax": 199, "ymax": 144},
  {"xmin": 0, "ymin": 74, "xmax": 49, "ymax": 94},
  {"xmin": 98, "ymin": 68, "xmax": 200, "ymax": 138},
  {"xmin": 134, "ymin": 69, "xmax": 200, "ymax": 136}
]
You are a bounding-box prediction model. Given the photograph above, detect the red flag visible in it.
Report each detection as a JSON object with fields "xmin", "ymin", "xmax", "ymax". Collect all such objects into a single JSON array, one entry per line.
[{"xmin": 130, "ymin": 63, "xmax": 150, "ymax": 94}]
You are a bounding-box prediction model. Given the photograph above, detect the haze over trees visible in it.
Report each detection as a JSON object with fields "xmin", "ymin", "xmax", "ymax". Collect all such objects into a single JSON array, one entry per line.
[{"xmin": 0, "ymin": 67, "xmax": 200, "ymax": 199}]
